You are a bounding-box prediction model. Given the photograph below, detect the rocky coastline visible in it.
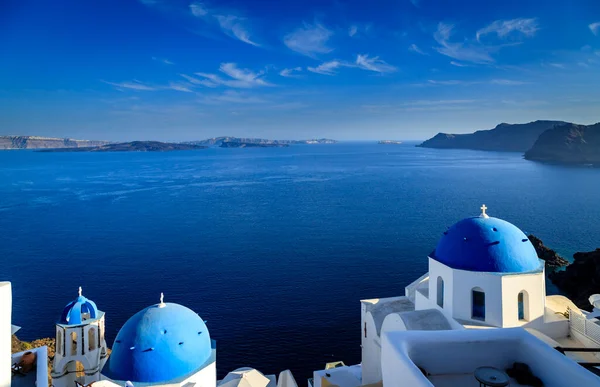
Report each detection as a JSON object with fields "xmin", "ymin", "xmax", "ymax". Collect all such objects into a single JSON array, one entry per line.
[
  {"xmin": 524, "ymin": 122, "xmax": 600, "ymax": 166},
  {"xmin": 0, "ymin": 136, "xmax": 110, "ymax": 150},
  {"xmin": 417, "ymin": 120, "xmax": 566, "ymax": 152},
  {"xmin": 37, "ymin": 141, "xmax": 206, "ymax": 152}
]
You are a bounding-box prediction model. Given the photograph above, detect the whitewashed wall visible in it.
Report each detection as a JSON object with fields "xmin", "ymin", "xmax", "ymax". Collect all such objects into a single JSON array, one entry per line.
[
  {"xmin": 427, "ymin": 259, "xmax": 546, "ymax": 328},
  {"xmin": 360, "ymin": 311, "xmax": 381, "ymax": 385},
  {"xmin": 0, "ymin": 282, "xmax": 11, "ymax": 387},
  {"xmin": 501, "ymin": 271, "xmax": 546, "ymax": 327}
]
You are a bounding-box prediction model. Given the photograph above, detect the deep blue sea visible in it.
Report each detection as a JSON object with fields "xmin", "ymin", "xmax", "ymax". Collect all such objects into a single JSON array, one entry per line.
[{"xmin": 1, "ymin": 142, "xmax": 599, "ymax": 379}]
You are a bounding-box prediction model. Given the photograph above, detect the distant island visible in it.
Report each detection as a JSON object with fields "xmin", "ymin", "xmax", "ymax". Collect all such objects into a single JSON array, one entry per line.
[
  {"xmin": 185, "ymin": 137, "xmax": 337, "ymax": 146},
  {"xmin": 378, "ymin": 140, "xmax": 403, "ymax": 145},
  {"xmin": 417, "ymin": 120, "xmax": 567, "ymax": 152},
  {"xmin": 37, "ymin": 141, "xmax": 206, "ymax": 152},
  {"xmin": 0, "ymin": 135, "xmax": 110, "ymax": 150},
  {"xmin": 524, "ymin": 122, "xmax": 600, "ymax": 166},
  {"xmin": 220, "ymin": 141, "xmax": 289, "ymax": 148},
  {"xmin": 0, "ymin": 136, "xmax": 337, "ymax": 150}
]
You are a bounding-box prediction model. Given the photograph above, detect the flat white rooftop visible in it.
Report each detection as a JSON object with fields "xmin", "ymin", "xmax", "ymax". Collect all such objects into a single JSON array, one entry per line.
[{"xmin": 382, "ymin": 328, "xmax": 600, "ymax": 387}]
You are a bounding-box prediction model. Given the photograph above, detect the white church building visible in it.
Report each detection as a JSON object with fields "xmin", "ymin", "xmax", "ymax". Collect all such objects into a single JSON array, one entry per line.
[{"xmin": 313, "ymin": 206, "xmax": 600, "ymax": 387}]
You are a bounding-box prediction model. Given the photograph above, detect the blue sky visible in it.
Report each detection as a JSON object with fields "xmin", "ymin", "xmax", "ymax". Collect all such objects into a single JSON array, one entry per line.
[{"xmin": 1, "ymin": 0, "xmax": 600, "ymax": 141}]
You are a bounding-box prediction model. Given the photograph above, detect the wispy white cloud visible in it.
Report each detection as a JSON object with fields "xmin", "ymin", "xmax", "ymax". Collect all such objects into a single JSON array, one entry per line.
[
  {"xmin": 450, "ymin": 61, "xmax": 469, "ymax": 67},
  {"xmin": 589, "ymin": 22, "xmax": 600, "ymax": 35},
  {"xmin": 307, "ymin": 60, "xmax": 344, "ymax": 75},
  {"xmin": 189, "ymin": 2, "xmax": 208, "ymax": 17},
  {"xmin": 490, "ymin": 79, "xmax": 528, "ymax": 85},
  {"xmin": 476, "ymin": 18, "xmax": 539, "ymax": 41},
  {"xmin": 410, "ymin": 0, "xmax": 420, "ymax": 6},
  {"xmin": 548, "ymin": 62, "xmax": 566, "ymax": 69},
  {"xmin": 152, "ymin": 56, "xmax": 174, "ymax": 65},
  {"xmin": 347, "ymin": 24, "xmax": 372, "ymax": 38},
  {"xmin": 167, "ymin": 82, "xmax": 193, "ymax": 92},
  {"xmin": 214, "ymin": 15, "xmax": 259, "ymax": 47},
  {"xmin": 279, "ymin": 67, "xmax": 303, "ymax": 77},
  {"xmin": 409, "ymin": 44, "xmax": 427, "ymax": 55},
  {"xmin": 404, "ymin": 99, "xmax": 476, "ymax": 106},
  {"xmin": 103, "ymin": 79, "xmax": 195, "ymax": 92},
  {"xmin": 190, "ymin": 63, "xmax": 272, "ymax": 88},
  {"xmin": 179, "ymin": 74, "xmax": 218, "ymax": 88},
  {"xmin": 427, "ymin": 79, "xmax": 467, "ymax": 86},
  {"xmin": 308, "ymin": 54, "xmax": 396, "ymax": 75},
  {"xmin": 355, "ymin": 54, "xmax": 397, "ymax": 73},
  {"xmin": 103, "ymin": 80, "xmax": 157, "ymax": 91},
  {"xmin": 140, "ymin": 1, "xmax": 260, "ymax": 47},
  {"xmin": 348, "ymin": 25, "xmax": 358, "ymax": 37},
  {"xmin": 198, "ymin": 90, "xmax": 266, "ymax": 104},
  {"xmin": 426, "ymin": 79, "xmax": 528, "ymax": 86},
  {"xmin": 434, "ymin": 23, "xmax": 494, "ymax": 64},
  {"xmin": 284, "ymin": 22, "xmax": 333, "ymax": 58}
]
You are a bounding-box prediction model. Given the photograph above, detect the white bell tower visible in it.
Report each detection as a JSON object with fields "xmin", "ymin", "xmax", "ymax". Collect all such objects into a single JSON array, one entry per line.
[{"xmin": 52, "ymin": 287, "xmax": 108, "ymax": 387}]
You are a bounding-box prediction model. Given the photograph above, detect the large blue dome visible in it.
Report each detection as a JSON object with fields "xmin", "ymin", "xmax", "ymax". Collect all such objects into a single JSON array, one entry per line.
[
  {"xmin": 433, "ymin": 215, "xmax": 542, "ymax": 273},
  {"xmin": 103, "ymin": 302, "xmax": 212, "ymax": 383},
  {"xmin": 60, "ymin": 287, "xmax": 99, "ymax": 325}
]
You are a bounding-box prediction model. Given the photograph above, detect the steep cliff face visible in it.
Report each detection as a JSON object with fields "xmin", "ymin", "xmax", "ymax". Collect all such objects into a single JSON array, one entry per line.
[
  {"xmin": 418, "ymin": 120, "xmax": 567, "ymax": 152},
  {"xmin": 524, "ymin": 122, "xmax": 600, "ymax": 166},
  {"xmin": 0, "ymin": 136, "xmax": 110, "ymax": 149}
]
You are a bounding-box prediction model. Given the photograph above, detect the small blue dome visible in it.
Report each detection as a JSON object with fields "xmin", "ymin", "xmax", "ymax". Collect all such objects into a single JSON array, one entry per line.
[
  {"xmin": 433, "ymin": 216, "xmax": 541, "ymax": 273},
  {"xmin": 60, "ymin": 288, "xmax": 99, "ymax": 325},
  {"xmin": 103, "ymin": 302, "xmax": 212, "ymax": 384}
]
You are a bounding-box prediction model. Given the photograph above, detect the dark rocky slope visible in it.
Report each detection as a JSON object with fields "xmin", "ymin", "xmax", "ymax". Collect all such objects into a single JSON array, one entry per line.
[
  {"xmin": 528, "ymin": 235, "xmax": 569, "ymax": 268},
  {"xmin": 418, "ymin": 120, "xmax": 567, "ymax": 152},
  {"xmin": 550, "ymin": 249, "xmax": 600, "ymax": 311},
  {"xmin": 524, "ymin": 122, "xmax": 600, "ymax": 166}
]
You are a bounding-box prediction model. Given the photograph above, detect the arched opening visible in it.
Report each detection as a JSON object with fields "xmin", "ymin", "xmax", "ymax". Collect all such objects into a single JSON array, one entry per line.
[
  {"xmin": 63, "ymin": 360, "xmax": 86, "ymax": 386},
  {"xmin": 436, "ymin": 276, "xmax": 444, "ymax": 308},
  {"xmin": 70, "ymin": 331, "xmax": 78, "ymax": 356},
  {"xmin": 518, "ymin": 290, "xmax": 529, "ymax": 321},
  {"xmin": 57, "ymin": 330, "xmax": 63, "ymax": 356},
  {"xmin": 88, "ymin": 327, "xmax": 97, "ymax": 352},
  {"xmin": 472, "ymin": 287, "xmax": 485, "ymax": 321}
]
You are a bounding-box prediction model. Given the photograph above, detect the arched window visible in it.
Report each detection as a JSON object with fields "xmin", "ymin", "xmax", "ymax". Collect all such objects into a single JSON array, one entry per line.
[
  {"xmin": 71, "ymin": 331, "xmax": 78, "ymax": 356},
  {"xmin": 88, "ymin": 327, "xmax": 97, "ymax": 351},
  {"xmin": 57, "ymin": 330, "xmax": 63, "ymax": 356},
  {"xmin": 436, "ymin": 276, "xmax": 444, "ymax": 308},
  {"xmin": 472, "ymin": 287, "xmax": 485, "ymax": 321},
  {"xmin": 518, "ymin": 291, "xmax": 529, "ymax": 321}
]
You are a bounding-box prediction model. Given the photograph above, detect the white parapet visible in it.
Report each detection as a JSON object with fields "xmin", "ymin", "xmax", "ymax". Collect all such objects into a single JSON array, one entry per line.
[{"xmin": 0, "ymin": 282, "xmax": 12, "ymax": 387}]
